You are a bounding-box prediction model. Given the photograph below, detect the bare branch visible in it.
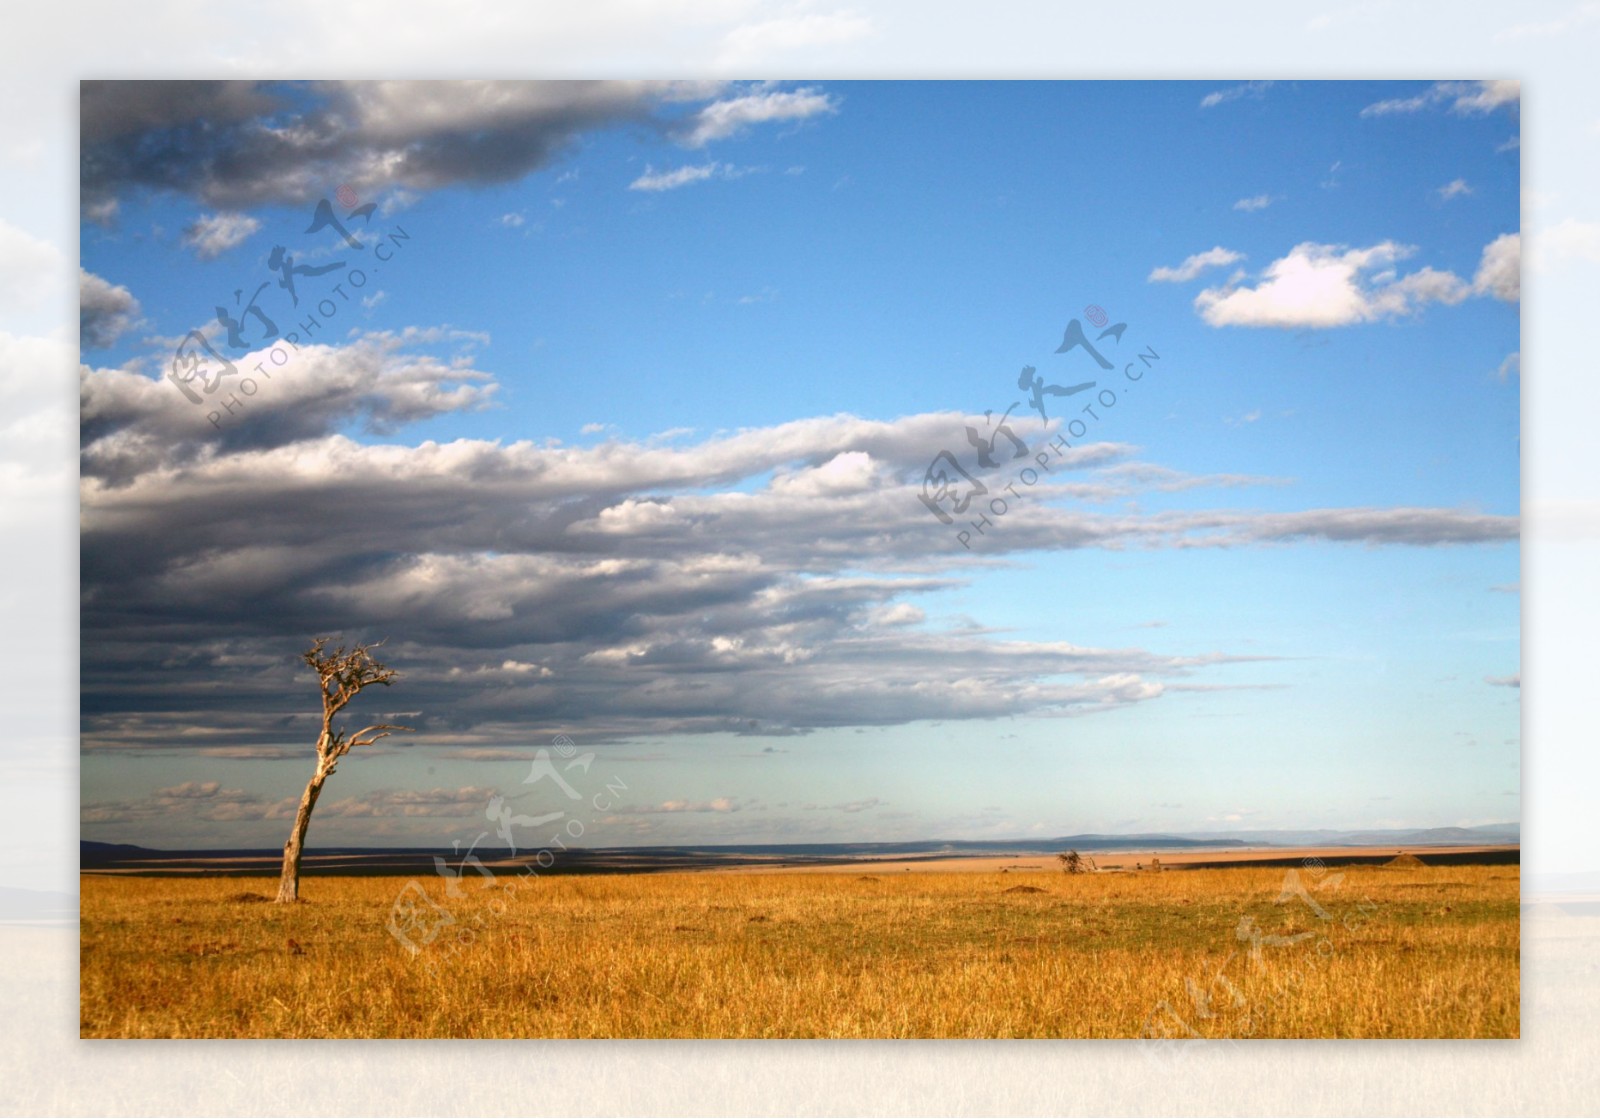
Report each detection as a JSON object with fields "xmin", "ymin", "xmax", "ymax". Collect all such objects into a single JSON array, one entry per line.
[{"xmin": 342, "ymin": 723, "xmax": 411, "ymax": 754}]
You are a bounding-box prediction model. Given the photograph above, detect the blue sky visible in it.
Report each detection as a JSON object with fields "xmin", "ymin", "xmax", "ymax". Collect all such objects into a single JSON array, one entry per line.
[{"xmin": 78, "ymin": 80, "xmax": 1520, "ymax": 849}]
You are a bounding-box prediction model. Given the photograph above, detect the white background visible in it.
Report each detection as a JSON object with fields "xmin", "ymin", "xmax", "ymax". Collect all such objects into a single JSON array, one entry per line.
[{"xmin": 2, "ymin": 1, "xmax": 1596, "ymax": 1114}]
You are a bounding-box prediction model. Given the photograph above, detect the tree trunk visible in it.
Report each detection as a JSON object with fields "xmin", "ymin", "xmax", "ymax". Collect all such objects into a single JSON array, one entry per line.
[{"xmin": 275, "ymin": 768, "xmax": 328, "ymax": 903}]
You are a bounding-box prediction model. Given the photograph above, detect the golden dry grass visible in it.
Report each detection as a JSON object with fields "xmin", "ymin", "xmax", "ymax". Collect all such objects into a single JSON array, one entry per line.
[{"xmin": 79, "ymin": 864, "xmax": 1519, "ymax": 1038}]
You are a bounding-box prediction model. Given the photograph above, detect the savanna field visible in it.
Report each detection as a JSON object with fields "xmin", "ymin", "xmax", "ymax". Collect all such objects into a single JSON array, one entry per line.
[{"xmin": 78, "ymin": 865, "xmax": 1519, "ymax": 1039}]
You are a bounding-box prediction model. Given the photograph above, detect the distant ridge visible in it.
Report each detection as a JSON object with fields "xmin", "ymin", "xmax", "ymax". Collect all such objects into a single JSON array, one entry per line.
[
  {"xmin": 1192, "ymin": 823, "xmax": 1520, "ymax": 847},
  {"xmin": 81, "ymin": 824, "xmax": 1518, "ymax": 863},
  {"xmin": 80, "ymin": 824, "xmax": 1519, "ymax": 877},
  {"xmin": 80, "ymin": 840, "xmax": 156, "ymax": 862},
  {"xmin": 82, "ymin": 834, "xmax": 1245, "ymax": 865}
]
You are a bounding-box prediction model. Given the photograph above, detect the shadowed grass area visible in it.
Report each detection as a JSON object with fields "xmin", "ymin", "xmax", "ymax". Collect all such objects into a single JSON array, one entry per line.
[{"xmin": 79, "ymin": 865, "xmax": 1518, "ymax": 1038}]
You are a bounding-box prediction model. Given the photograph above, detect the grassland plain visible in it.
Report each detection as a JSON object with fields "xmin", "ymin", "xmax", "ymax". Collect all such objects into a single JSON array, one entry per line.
[{"xmin": 79, "ymin": 864, "xmax": 1519, "ymax": 1039}]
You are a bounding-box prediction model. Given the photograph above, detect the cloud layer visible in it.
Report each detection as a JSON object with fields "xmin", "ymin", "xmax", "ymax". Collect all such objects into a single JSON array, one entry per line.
[{"xmin": 79, "ymin": 318, "xmax": 1518, "ymax": 756}]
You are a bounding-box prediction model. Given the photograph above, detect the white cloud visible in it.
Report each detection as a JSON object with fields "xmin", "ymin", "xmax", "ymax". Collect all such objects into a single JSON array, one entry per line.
[
  {"xmin": 1199, "ymin": 81, "xmax": 1274, "ymax": 109},
  {"xmin": 1192, "ymin": 241, "xmax": 1493, "ymax": 328},
  {"xmin": 318, "ymin": 787, "xmax": 499, "ymax": 818},
  {"xmin": 677, "ymin": 86, "xmax": 838, "ymax": 148},
  {"xmin": 629, "ymin": 163, "xmax": 720, "ymax": 191},
  {"xmin": 1497, "ymin": 352, "xmax": 1521, "ymax": 381},
  {"xmin": 83, "ymin": 197, "xmax": 119, "ymax": 226},
  {"xmin": 615, "ymin": 797, "xmax": 750, "ymax": 815},
  {"xmin": 1390, "ymin": 266, "xmax": 1475, "ymax": 306},
  {"xmin": 1233, "ymin": 194, "xmax": 1273, "ymax": 212},
  {"xmin": 499, "ymin": 212, "xmax": 526, "ymax": 227},
  {"xmin": 804, "ymin": 797, "xmax": 885, "ymax": 813},
  {"xmin": 770, "ymin": 450, "xmax": 881, "ymax": 497},
  {"xmin": 379, "ymin": 189, "xmax": 419, "ymax": 216},
  {"xmin": 1148, "ymin": 246, "xmax": 1244, "ymax": 283},
  {"xmin": 1454, "ymin": 80, "xmax": 1522, "ymax": 114},
  {"xmin": 1473, "ymin": 232, "xmax": 1520, "ymax": 302},
  {"xmin": 181, "ymin": 211, "xmax": 261, "ymax": 259},
  {"xmin": 1437, "ymin": 178, "xmax": 1473, "ymax": 201},
  {"xmin": 1360, "ymin": 91, "xmax": 1434, "ymax": 116},
  {"xmin": 1361, "ymin": 80, "xmax": 1520, "ymax": 117}
]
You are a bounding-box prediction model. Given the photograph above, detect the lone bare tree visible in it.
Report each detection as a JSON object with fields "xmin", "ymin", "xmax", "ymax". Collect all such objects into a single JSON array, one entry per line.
[{"xmin": 275, "ymin": 638, "xmax": 408, "ymax": 903}]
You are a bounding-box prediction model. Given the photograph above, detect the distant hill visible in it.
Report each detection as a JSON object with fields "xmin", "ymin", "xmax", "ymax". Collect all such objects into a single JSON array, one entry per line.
[{"xmin": 80, "ymin": 840, "xmax": 156, "ymax": 866}]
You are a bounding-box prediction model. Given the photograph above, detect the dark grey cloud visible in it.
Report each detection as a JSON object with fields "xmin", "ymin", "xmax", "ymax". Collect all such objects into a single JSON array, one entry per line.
[
  {"xmin": 81, "ymin": 780, "xmax": 290, "ymax": 825},
  {"xmin": 610, "ymin": 797, "xmax": 754, "ymax": 815},
  {"xmin": 80, "ymin": 780, "xmax": 498, "ymax": 839},
  {"xmin": 803, "ymin": 797, "xmax": 885, "ymax": 813},
  {"xmin": 81, "ymin": 329, "xmax": 496, "ymax": 476},
  {"xmin": 80, "ymin": 80, "xmax": 825, "ymax": 215},
  {"xmin": 315, "ymin": 786, "xmax": 501, "ymax": 818},
  {"xmin": 79, "ymin": 269, "xmax": 140, "ymax": 349},
  {"xmin": 80, "ymin": 80, "xmax": 281, "ymax": 147}
]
